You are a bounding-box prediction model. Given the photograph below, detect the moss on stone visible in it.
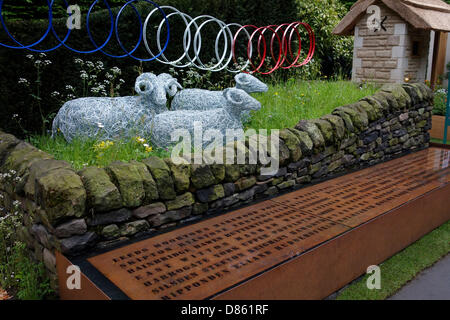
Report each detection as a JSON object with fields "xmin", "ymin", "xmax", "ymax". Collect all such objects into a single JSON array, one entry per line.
[
  {"xmin": 106, "ymin": 162, "xmax": 145, "ymax": 208},
  {"xmin": 310, "ymin": 119, "xmax": 335, "ymax": 145},
  {"xmin": 79, "ymin": 166, "xmax": 123, "ymax": 213},
  {"xmin": 295, "ymin": 120, "xmax": 325, "ymax": 152},
  {"xmin": 142, "ymin": 156, "xmax": 176, "ymax": 200},
  {"xmin": 132, "ymin": 161, "xmax": 159, "ymax": 203},
  {"xmin": 321, "ymin": 115, "xmax": 346, "ymax": 141},
  {"xmin": 165, "ymin": 192, "xmax": 195, "ymax": 211},
  {"xmin": 165, "ymin": 159, "xmax": 191, "ymax": 193},
  {"xmin": 35, "ymin": 169, "xmax": 86, "ymax": 225},
  {"xmin": 191, "ymin": 164, "xmax": 216, "ymax": 189},
  {"xmin": 279, "ymin": 129, "xmax": 302, "ymax": 162}
]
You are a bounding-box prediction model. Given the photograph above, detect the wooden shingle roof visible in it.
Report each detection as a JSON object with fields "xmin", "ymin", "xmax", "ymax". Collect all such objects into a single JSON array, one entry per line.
[{"xmin": 333, "ymin": 0, "xmax": 450, "ymax": 35}]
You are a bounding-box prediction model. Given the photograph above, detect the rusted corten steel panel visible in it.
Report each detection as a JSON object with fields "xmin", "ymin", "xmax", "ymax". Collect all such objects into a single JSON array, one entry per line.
[
  {"xmin": 214, "ymin": 181, "xmax": 450, "ymax": 300},
  {"xmin": 272, "ymin": 148, "xmax": 450, "ymax": 228},
  {"xmin": 85, "ymin": 148, "xmax": 449, "ymax": 300},
  {"xmin": 88, "ymin": 201, "xmax": 349, "ymax": 300}
]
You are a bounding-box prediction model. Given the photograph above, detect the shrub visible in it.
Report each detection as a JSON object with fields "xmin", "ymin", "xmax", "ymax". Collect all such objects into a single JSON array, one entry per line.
[
  {"xmin": 433, "ymin": 88, "xmax": 448, "ymax": 116},
  {"xmin": 0, "ymin": 0, "xmax": 299, "ymax": 137},
  {"xmin": 0, "ymin": 178, "xmax": 53, "ymax": 300},
  {"xmin": 296, "ymin": 0, "xmax": 354, "ymax": 78}
]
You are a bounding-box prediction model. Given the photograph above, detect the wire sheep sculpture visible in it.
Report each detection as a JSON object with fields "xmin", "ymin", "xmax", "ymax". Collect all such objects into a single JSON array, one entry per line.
[
  {"xmin": 150, "ymin": 88, "xmax": 262, "ymax": 148},
  {"xmin": 52, "ymin": 73, "xmax": 182, "ymax": 142},
  {"xmin": 171, "ymin": 73, "xmax": 268, "ymax": 112}
]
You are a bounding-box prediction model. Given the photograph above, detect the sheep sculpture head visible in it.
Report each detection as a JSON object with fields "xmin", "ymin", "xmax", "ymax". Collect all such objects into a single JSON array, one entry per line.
[
  {"xmin": 223, "ymin": 88, "xmax": 262, "ymax": 118},
  {"xmin": 157, "ymin": 73, "xmax": 183, "ymax": 97},
  {"xmin": 235, "ymin": 73, "xmax": 269, "ymax": 94},
  {"xmin": 134, "ymin": 73, "xmax": 182, "ymax": 114}
]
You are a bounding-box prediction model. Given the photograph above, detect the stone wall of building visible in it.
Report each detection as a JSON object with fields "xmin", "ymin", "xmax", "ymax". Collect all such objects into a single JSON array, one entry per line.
[
  {"xmin": 352, "ymin": 2, "xmax": 430, "ymax": 83},
  {"xmin": 0, "ymin": 83, "xmax": 434, "ymax": 294}
]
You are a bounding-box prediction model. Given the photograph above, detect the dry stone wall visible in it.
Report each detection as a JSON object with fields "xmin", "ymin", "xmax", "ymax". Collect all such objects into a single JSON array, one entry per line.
[{"xmin": 0, "ymin": 82, "xmax": 434, "ymax": 293}]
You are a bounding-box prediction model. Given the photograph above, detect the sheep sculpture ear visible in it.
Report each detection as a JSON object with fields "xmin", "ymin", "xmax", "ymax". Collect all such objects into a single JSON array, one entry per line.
[
  {"xmin": 166, "ymin": 81, "xmax": 183, "ymax": 97},
  {"xmin": 224, "ymin": 88, "xmax": 244, "ymax": 106},
  {"xmin": 235, "ymin": 73, "xmax": 251, "ymax": 86},
  {"xmin": 135, "ymin": 81, "xmax": 154, "ymax": 96}
]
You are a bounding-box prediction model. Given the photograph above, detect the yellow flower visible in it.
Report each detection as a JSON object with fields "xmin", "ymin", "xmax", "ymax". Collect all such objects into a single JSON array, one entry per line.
[
  {"xmin": 94, "ymin": 140, "xmax": 114, "ymax": 151},
  {"xmin": 144, "ymin": 144, "xmax": 153, "ymax": 153},
  {"xmin": 135, "ymin": 136, "xmax": 146, "ymax": 144}
]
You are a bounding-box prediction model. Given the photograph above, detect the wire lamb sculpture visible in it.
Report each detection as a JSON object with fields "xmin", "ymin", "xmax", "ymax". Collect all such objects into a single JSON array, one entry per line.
[
  {"xmin": 52, "ymin": 72, "xmax": 265, "ymax": 148},
  {"xmin": 52, "ymin": 73, "xmax": 181, "ymax": 142},
  {"xmin": 151, "ymin": 88, "xmax": 262, "ymax": 148},
  {"xmin": 171, "ymin": 73, "xmax": 268, "ymax": 112}
]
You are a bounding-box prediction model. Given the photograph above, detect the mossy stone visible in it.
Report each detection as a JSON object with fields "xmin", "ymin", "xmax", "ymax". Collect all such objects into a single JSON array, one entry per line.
[
  {"xmin": 132, "ymin": 161, "xmax": 159, "ymax": 203},
  {"xmin": 165, "ymin": 192, "xmax": 195, "ymax": 211},
  {"xmin": 295, "ymin": 120, "xmax": 326, "ymax": 151},
  {"xmin": 106, "ymin": 162, "xmax": 145, "ymax": 208},
  {"xmin": 234, "ymin": 176, "xmax": 257, "ymax": 191},
  {"xmin": 381, "ymin": 84, "xmax": 412, "ymax": 109},
  {"xmin": 225, "ymin": 164, "xmax": 241, "ymax": 182},
  {"xmin": 321, "ymin": 115, "xmax": 346, "ymax": 141},
  {"xmin": 357, "ymin": 100, "xmax": 379, "ymax": 122},
  {"xmin": 310, "ymin": 119, "xmax": 334, "ymax": 145},
  {"xmin": 102, "ymin": 224, "xmax": 120, "ymax": 239},
  {"xmin": 0, "ymin": 132, "xmax": 20, "ymax": 166},
  {"xmin": 279, "ymin": 129, "xmax": 302, "ymax": 162},
  {"xmin": 120, "ymin": 220, "xmax": 150, "ymax": 237},
  {"xmin": 165, "ymin": 159, "xmax": 191, "ymax": 193},
  {"xmin": 25, "ymin": 159, "xmax": 71, "ymax": 200},
  {"xmin": 142, "ymin": 157, "xmax": 176, "ymax": 200},
  {"xmin": 36, "ymin": 169, "xmax": 86, "ymax": 225},
  {"xmin": 288, "ymin": 128, "xmax": 314, "ymax": 156},
  {"xmin": 79, "ymin": 166, "xmax": 122, "ymax": 212},
  {"xmin": 334, "ymin": 104, "xmax": 368, "ymax": 132},
  {"xmin": 191, "ymin": 164, "xmax": 216, "ymax": 189}
]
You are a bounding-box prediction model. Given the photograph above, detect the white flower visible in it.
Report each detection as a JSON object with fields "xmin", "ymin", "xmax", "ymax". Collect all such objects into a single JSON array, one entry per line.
[
  {"xmin": 26, "ymin": 54, "xmax": 34, "ymax": 60},
  {"xmin": 110, "ymin": 67, "xmax": 121, "ymax": 75},
  {"xmin": 51, "ymin": 91, "xmax": 60, "ymax": 98},
  {"xmin": 86, "ymin": 61, "xmax": 95, "ymax": 68},
  {"xmin": 65, "ymin": 85, "xmax": 74, "ymax": 91},
  {"xmin": 80, "ymin": 71, "xmax": 88, "ymax": 80},
  {"xmin": 95, "ymin": 61, "xmax": 104, "ymax": 70},
  {"xmin": 18, "ymin": 78, "xmax": 29, "ymax": 85},
  {"xmin": 97, "ymin": 122, "xmax": 104, "ymax": 128}
]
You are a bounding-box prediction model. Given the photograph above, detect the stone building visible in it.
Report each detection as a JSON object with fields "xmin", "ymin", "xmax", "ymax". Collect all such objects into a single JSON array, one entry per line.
[{"xmin": 333, "ymin": 0, "xmax": 450, "ymax": 85}]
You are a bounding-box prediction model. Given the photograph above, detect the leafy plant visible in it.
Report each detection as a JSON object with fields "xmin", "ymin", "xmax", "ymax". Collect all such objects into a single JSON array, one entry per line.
[
  {"xmin": 296, "ymin": 0, "xmax": 354, "ymax": 78},
  {"xmin": 433, "ymin": 88, "xmax": 448, "ymax": 116},
  {"xmin": 0, "ymin": 179, "xmax": 53, "ymax": 300}
]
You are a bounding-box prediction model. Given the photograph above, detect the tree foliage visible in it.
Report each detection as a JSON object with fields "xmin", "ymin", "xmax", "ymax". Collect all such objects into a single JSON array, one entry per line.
[{"xmin": 296, "ymin": 0, "xmax": 354, "ymax": 77}]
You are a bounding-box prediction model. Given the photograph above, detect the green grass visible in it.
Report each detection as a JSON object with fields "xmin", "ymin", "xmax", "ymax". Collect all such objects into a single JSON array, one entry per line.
[
  {"xmin": 336, "ymin": 221, "xmax": 450, "ymax": 300},
  {"xmin": 431, "ymin": 138, "xmax": 450, "ymax": 145},
  {"xmin": 30, "ymin": 80, "xmax": 378, "ymax": 170},
  {"xmin": 246, "ymin": 79, "xmax": 378, "ymax": 130},
  {"xmin": 30, "ymin": 135, "xmax": 172, "ymax": 170}
]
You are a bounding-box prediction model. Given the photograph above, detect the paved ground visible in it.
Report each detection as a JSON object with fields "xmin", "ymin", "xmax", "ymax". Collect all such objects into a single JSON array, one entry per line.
[{"xmin": 390, "ymin": 254, "xmax": 450, "ymax": 300}]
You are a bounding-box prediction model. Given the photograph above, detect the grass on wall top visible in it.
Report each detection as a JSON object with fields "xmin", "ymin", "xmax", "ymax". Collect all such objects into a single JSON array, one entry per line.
[
  {"xmin": 30, "ymin": 80, "xmax": 379, "ymax": 170},
  {"xmin": 246, "ymin": 79, "xmax": 378, "ymax": 130}
]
